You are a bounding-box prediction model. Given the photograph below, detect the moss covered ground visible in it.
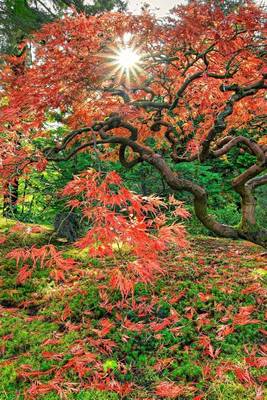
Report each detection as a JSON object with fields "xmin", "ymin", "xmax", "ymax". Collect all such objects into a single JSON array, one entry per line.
[{"xmin": 0, "ymin": 217, "xmax": 266, "ymax": 399}]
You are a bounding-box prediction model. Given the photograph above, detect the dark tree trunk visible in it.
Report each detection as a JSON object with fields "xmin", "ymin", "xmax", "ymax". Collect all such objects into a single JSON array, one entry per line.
[
  {"xmin": 143, "ymin": 153, "xmax": 267, "ymax": 249},
  {"xmin": 3, "ymin": 179, "xmax": 19, "ymax": 218},
  {"xmin": 44, "ymin": 115, "xmax": 267, "ymax": 249}
]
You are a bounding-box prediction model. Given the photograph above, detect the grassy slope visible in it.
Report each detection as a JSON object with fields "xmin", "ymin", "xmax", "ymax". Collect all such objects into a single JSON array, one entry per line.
[{"xmin": 0, "ymin": 217, "xmax": 266, "ymax": 400}]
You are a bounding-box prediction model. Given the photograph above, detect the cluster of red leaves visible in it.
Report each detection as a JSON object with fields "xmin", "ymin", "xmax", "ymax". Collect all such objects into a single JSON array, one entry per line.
[
  {"xmin": 5, "ymin": 169, "xmax": 187, "ymax": 296},
  {"xmin": 0, "ymin": 1, "xmax": 266, "ymax": 182},
  {"xmin": 62, "ymin": 169, "xmax": 188, "ymax": 296},
  {"xmin": 1, "ymin": 238, "xmax": 266, "ymax": 399},
  {"xmin": 17, "ymin": 315, "xmax": 134, "ymax": 399},
  {"xmin": 0, "ymin": 235, "xmax": 7, "ymax": 245},
  {"xmin": 8, "ymin": 222, "xmax": 45, "ymax": 234},
  {"xmin": 215, "ymin": 358, "xmax": 266, "ymax": 388},
  {"xmin": 7, "ymin": 244, "xmax": 77, "ymax": 284},
  {"xmin": 155, "ymin": 381, "xmax": 202, "ymax": 399}
]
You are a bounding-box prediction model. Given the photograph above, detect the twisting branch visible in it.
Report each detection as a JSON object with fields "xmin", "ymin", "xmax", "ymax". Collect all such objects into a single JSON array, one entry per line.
[
  {"xmin": 103, "ymin": 87, "xmax": 131, "ymax": 103},
  {"xmin": 233, "ymin": 164, "xmax": 266, "ymax": 191},
  {"xmin": 119, "ymin": 146, "xmax": 143, "ymax": 169},
  {"xmin": 247, "ymin": 174, "xmax": 267, "ymax": 190},
  {"xmin": 170, "ymin": 71, "xmax": 203, "ymax": 110},
  {"xmin": 45, "ymin": 114, "xmax": 151, "ymax": 165},
  {"xmin": 45, "ymin": 140, "xmax": 106, "ymax": 161},
  {"xmin": 43, "ymin": 126, "xmax": 92, "ymax": 159},
  {"xmin": 117, "ymin": 121, "xmax": 143, "ymax": 168},
  {"xmin": 181, "ymin": 44, "xmax": 215, "ymax": 76},
  {"xmin": 199, "ymin": 76, "xmax": 267, "ymax": 160},
  {"xmin": 141, "ymin": 152, "xmax": 239, "ymax": 239},
  {"xmin": 132, "ymin": 100, "xmax": 170, "ymax": 110},
  {"xmin": 211, "ymin": 134, "xmax": 267, "ymax": 200},
  {"xmin": 213, "ymin": 135, "xmax": 265, "ymax": 162},
  {"xmin": 130, "ymin": 85, "xmax": 156, "ymax": 101},
  {"xmin": 150, "ymin": 119, "xmax": 198, "ymax": 163}
]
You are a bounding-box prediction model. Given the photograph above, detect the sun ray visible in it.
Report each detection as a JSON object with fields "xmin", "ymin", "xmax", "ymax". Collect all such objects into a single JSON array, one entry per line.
[
  {"xmin": 101, "ymin": 34, "xmax": 144, "ymax": 85},
  {"xmin": 116, "ymin": 47, "xmax": 140, "ymax": 71}
]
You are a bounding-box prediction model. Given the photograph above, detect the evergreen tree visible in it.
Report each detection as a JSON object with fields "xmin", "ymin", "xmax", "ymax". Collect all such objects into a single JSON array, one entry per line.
[{"xmin": 0, "ymin": 0, "xmax": 127, "ymax": 53}]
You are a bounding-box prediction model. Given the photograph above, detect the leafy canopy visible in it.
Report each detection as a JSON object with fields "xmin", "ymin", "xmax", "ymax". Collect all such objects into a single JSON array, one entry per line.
[
  {"xmin": 0, "ymin": 0, "xmax": 266, "ymax": 249},
  {"xmin": 0, "ymin": 0, "xmax": 266, "ymax": 176}
]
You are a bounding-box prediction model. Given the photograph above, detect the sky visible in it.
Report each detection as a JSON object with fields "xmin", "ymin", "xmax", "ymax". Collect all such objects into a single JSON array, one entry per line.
[
  {"xmin": 128, "ymin": 0, "xmax": 186, "ymax": 16},
  {"xmin": 85, "ymin": 1, "xmax": 264, "ymax": 17}
]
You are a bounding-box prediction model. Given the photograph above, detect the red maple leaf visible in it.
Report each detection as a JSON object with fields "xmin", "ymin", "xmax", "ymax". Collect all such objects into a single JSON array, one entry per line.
[{"xmin": 155, "ymin": 382, "xmax": 185, "ymax": 398}]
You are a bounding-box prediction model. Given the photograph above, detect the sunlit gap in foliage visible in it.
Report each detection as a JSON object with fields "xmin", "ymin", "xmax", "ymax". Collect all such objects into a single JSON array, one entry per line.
[{"xmin": 105, "ymin": 32, "xmax": 143, "ymax": 85}]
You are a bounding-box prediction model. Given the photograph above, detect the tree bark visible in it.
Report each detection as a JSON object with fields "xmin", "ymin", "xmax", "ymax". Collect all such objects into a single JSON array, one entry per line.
[
  {"xmin": 3, "ymin": 178, "xmax": 19, "ymax": 218},
  {"xmin": 143, "ymin": 153, "xmax": 267, "ymax": 248},
  {"xmin": 44, "ymin": 119, "xmax": 267, "ymax": 249}
]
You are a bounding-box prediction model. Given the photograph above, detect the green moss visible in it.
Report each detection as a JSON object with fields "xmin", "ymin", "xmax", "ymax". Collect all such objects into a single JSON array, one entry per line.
[
  {"xmin": 75, "ymin": 391, "xmax": 119, "ymax": 400},
  {"xmin": 208, "ymin": 381, "xmax": 257, "ymax": 400},
  {"xmin": 0, "ymin": 316, "xmax": 58, "ymax": 358},
  {"xmin": 0, "ymin": 216, "xmax": 17, "ymax": 231},
  {"xmin": 171, "ymin": 362, "xmax": 202, "ymax": 380},
  {"xmin": 0, "ymin": 217, "xmax": 266, "ymax": 399},
  {"xmin": 63, "ymin": 247, "xmax": 91, "ymax": 262},
  {"xmin": 103, "ymin": 359, "xmax": 118, "ymax": 372},
  {"xmin": 0, "ymin": 364, "xmax": 17, "ymax": 382},
  {"xmin": 38, "ymin": 395, "xmax": 62, "ymax": 400},
  {"xmin": 38, "ymin": 390, "xmax": 119, "ymax": 400}
]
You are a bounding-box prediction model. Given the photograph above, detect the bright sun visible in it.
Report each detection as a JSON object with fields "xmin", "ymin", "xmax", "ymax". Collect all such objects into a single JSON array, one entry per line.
[
  {"xmin": 115, "ymin": 47, "xmax": 141, "ymax": 71},
  {"xmin": 104, "ymin": 33, "xmax": 143, "ymax": 84}
]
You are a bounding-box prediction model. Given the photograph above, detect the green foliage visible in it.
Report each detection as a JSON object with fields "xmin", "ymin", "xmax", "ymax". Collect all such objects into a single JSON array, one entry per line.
[
  {"xmin": 9, "ymin": 121, "xmax": 266, "ymax": 240},
  {"xmin": 208, "ymin": 381, "xmax": 256, "ymax": 400},
  {"xmin": 0, "ymin": 0, "xmax": 52, "ymax": 53},
  {"xmin": 0, "ymin": 0, "xmax": 127, "ymax": 54},
  {"xmin": 171, "ymin": 362, "xmax": 202, "ymax": 380},
  {"xmin": 16, "ymin": 150, "xmax": 94, "ymax": 223},
  {"xmin": 0, "ymin": 316, "xmax": 58, "ymax": 358},
  {"xmin": 38, "ymin": 391, "xmax": 119, "ymax": 400},
  {"xmin": 103, "ymin": 359, "xmax": 118, "ymax": 372},
  {"xmin": 0, "ymin": 364, "xmax": 17, "ymax": 393},
  {"xmin": 75, "ymin": 390, "xmax": 119, "ymax": 400}
]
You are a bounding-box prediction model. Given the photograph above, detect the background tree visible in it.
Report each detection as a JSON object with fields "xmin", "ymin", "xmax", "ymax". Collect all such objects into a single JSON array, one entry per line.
[
  {"xmin": 0, "ymin": 0, "xmax": 127, "ymax": 216},
  {"xmin": 199, "ymin": 0, "xmax": 245, "ymax": 13},
  {"xmin": 0, "ymin": 0, "xmax": 266, "ymax": 246},
  {"xmin": 0, "ymin": 0, "xmax": 127, "ymax": 53}
]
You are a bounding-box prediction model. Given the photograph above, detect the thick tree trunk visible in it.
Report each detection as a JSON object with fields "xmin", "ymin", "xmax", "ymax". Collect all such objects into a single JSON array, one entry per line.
[
  {"xmin": 45, "ymin": 118, "xmax": 267, "ymax": 248},
  {"xmin": 241, "ymin": 197, "xmax": 257, "ymax": 226},
  {"xmin": 236, "ymin": 190, "xmax": 267, "ymax": 247},
  {"xmin": 3, "ymin": 179, "xmax": 19, "ymax": 218},
  {"xmin": 144, "ymin": 153, "xmax": 267, "ymax": 248},
  {"xmin": 237, "ymin": 229, "xmax": 267, "ymax": 249},
  {"xmin": 233, "ymin": 176, "xmax": 267, "ymax": 248}
]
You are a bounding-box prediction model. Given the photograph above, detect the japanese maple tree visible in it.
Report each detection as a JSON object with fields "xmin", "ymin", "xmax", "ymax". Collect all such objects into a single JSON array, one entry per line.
[
  {"xmin": 6, "ymin": 169, "xmax": 188, "ymax": 295},
  {"xmin": 0, "ymin": 0, "xmax": 266, "ymax": 246}
]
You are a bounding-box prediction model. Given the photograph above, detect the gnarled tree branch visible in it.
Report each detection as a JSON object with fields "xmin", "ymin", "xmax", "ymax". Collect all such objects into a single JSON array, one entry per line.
[{"xmin": 199, "ymin": 76, "xmax": 267, "ymax": 160}]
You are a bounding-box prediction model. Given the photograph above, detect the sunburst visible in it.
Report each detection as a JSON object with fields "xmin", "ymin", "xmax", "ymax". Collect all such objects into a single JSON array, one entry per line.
[
  {"xmin": 115, "ymin": 46, "xmax": 141, "ymax": 72},
  {"xmin": 104, "ymin": 33, "xmax": 143, "ymax": 85}
]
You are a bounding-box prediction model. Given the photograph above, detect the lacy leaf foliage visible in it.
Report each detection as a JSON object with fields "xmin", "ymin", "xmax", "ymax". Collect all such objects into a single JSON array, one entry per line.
[{"xmin": 0, "ymin": 0, "xmax": 266, "ymax": 246}]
